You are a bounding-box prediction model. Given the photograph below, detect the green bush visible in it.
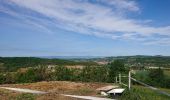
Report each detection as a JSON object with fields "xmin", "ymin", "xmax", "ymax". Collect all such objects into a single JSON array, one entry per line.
[
  {"xmin": 80, "ymin": 66, "xmax": 109, "ymax": 82},
  {"xmin": 120, "ymin": 86, "xmax": 170, "ymax": 100},
  {"xmin": 0, "ymin": 73, "xmax": 5, "ymax": 84},
  {"xmin": 53, "ymin": 66, "xmax": 73, "ymax": 81}
]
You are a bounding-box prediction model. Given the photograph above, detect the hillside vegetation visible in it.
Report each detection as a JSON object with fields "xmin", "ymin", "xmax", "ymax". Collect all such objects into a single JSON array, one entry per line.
[
  {"xmin": 121, "ymin": 86, "xmax": 170, "ymax": 100},
  {"xmin": 0, "ymin": 57, "xmax": 98, "ymax": 72},
  {"xmin": 91, "ymin": 55, "xmax": 170, "ymax": 68}
]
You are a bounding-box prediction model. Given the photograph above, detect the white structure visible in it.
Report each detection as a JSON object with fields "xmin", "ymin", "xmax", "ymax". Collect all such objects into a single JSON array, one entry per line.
[
  {"xmin": 97, "ymin": 85, "xmax": 125, "ymax": 97},
  {"xmin": 107, "ymin": 88, "xmax": 125, "ymax": 95},
  {"xmin": 97, "ymin": 85, "xmax": 119, "ymax": 96},
  {"xmin": 97, "ymin": 85, "xmax": 119, "ymax": 92}
]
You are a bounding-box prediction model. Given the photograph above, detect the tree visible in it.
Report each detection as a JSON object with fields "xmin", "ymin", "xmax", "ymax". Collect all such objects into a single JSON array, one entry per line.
[
  {"xmin": 0, "ymin": 73, "xmax": 5, "ymax": 84},
  {"xmin": 16, "ymin": 68, "xmax": 36, "ymax": 83},
  {"xmin": 53, "ymin": 66, "xmax": 73, "ymax": 81},
  {"xmin": 4, "ymin": 72, "xmax": 16, "ymax": 84},
  {"xmin": 108, "ymin": 60, "xmax": 126, "ymax": 82},
  {"xmin": 147, "ymin": 67, "xmax": 164, "ymax": 87}
]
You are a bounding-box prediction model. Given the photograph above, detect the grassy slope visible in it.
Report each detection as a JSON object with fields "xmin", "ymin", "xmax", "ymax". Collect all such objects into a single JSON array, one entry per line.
[
  {"xmin": 120, "ymin": 85, "xmax": 170, "ymax": 100},
  {"xmin": 164, "ymin": 70, "xmax": 170, "ymax": 77}
]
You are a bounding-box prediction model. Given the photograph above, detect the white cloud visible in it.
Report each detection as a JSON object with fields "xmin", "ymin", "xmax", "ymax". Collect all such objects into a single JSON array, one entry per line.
[
  {"xmin": 143, "ymin": 37, "xmax": 170, "ymax": 46},
  {"xmin": 98, "ymin": 0, "xmax": 139, "ymax": 12},
  {"xmin": 2, "ymin": 0, "xmax": 170, "ymax": 45}
]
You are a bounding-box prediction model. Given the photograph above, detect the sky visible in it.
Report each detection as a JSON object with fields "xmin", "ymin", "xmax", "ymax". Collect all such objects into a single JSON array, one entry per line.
[{"xmin": 0, "ymin": 0, "xmax": 170, "ymax": 57}]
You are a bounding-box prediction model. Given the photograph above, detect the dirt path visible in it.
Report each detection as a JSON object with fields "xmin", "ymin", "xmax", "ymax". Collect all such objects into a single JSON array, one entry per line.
[
  {"xmin": 0, "ymin": 87, "xmax": 47, "ymax": 94},
  {"xmin": 0, "ymin": 86, "xmax": 114, "ymax": 100}
]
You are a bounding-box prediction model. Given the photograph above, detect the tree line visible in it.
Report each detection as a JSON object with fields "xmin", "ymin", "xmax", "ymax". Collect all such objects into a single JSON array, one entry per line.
[{"xmin": 0, "ymin": 60, "xmax": 126, "ymax": 84}]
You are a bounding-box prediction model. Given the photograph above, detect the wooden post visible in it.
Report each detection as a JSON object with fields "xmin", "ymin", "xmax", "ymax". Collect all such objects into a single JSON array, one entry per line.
[
  {"xmin": 128, "ymin": 71, "xmax": 131, "ymax": 90},
  {"xmin": 119, "ymin": 74, "xmax": 121, "ymax": 84}
]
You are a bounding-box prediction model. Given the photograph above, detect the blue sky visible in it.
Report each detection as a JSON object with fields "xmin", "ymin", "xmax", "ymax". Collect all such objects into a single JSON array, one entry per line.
[{"xmin": 0, "ymin": 0, "xmax": 170, "ymax": 57}]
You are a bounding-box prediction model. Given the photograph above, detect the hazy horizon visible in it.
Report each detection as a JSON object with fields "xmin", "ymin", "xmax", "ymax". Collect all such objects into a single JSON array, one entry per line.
[{"xmin": 1, "ymin": 55, "xmax": 169, "ymax": 58}]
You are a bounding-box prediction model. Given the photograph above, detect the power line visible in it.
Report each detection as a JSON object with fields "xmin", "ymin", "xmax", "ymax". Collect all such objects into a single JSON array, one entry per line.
[
  {"xmin": 116, "ymin": 71, "xmax": 170, "ymax": 97},
  {"xmin": 131, "ymin": 77, "xmax": 170, "ymax": 97}
]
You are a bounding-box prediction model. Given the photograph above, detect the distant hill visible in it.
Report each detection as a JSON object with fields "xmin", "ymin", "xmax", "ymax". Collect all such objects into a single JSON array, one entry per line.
[
  {"xmin": 40, "ymin": 55, "xmax": 170, "ymax": 68},
  {"xmin": 88, "ymin": 55, "xmax": 170, "ymax": 68},
  {"xmin": 38, "ymin": 56, "xmax": 105, "ymax": 60},
  {"xmin": 0, "ymin": 57, "xmax": 98, "ymax": 72},
  {"xmin": 1, "ymin": 55, "xmax": 170, "ymax": 72}
]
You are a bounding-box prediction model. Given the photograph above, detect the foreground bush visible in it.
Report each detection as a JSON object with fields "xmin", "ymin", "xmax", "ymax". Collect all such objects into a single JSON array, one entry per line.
[{"xmin": 120, "ymin": 86, "xmax": 170, "ymax": 100}]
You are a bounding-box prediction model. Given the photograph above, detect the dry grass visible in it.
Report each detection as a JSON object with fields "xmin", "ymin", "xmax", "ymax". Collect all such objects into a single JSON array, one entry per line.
[
  {"xmin": 0, "ymin": 88, "xmax": 23, "ymax": 100},
  {"xmin": 0, "ymin": 81, "xmax": 112, "ymax": 100}
]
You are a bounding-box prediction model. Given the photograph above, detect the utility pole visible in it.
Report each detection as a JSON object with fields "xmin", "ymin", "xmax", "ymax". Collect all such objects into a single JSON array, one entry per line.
[{"xmin": 128, "ymin": 71, "xmax": 131, "ymax": 90}]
